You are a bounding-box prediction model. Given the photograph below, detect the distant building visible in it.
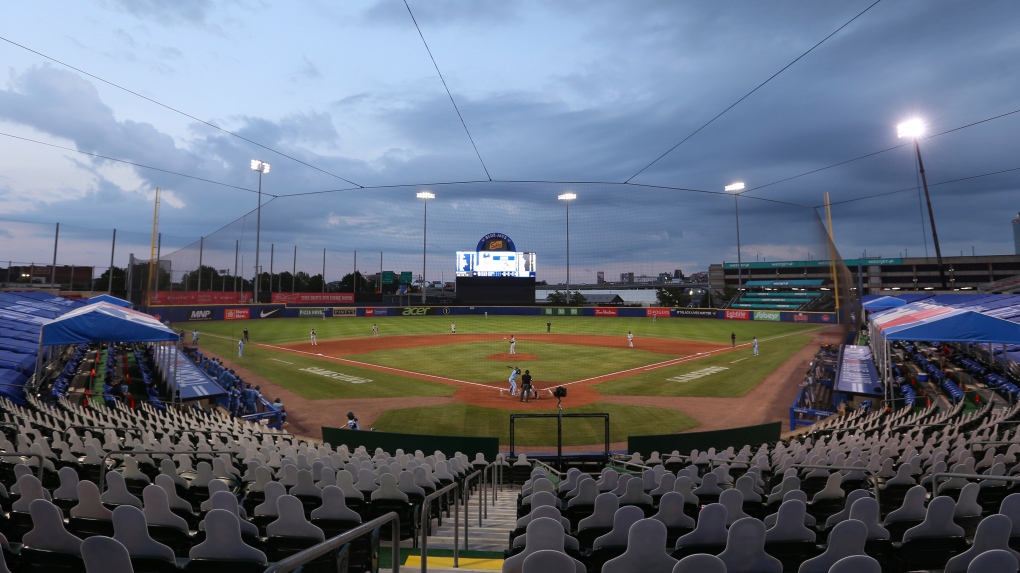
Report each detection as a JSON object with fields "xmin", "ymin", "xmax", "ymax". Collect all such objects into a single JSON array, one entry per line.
[
  {"xmin": 620, "ymin": 272, "xmax": 634, "ymax": 284},
  {"xmin": 1013, "ymin": 212, "xmax": 1020, "ymax": 255},
  {"xmin": 597, "ymin": 271, "xmax": 605, "ymax": 284}
]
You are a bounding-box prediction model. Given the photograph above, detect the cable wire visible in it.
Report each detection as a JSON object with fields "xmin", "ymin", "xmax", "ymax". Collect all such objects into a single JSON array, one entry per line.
[
  {"xmin": 403, "ymin": 0, "xmax": 492, "ymax": 181},
  {"xmin": 0, "ymin": 131, "xmax": 266, "ymax": 196},
  {"xmin": 821, "ymin": 164, "xmax": 1020, "ymax": 207},
  {"xmin": 625, "ymin": 0, "xmax": 882, "ymax": 183},
  {"xmin": 0, "ymin": 34, "xmax": 363, "ymax": 187}
]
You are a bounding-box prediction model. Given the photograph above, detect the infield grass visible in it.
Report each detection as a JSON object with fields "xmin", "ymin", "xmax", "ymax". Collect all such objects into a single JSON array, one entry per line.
[
  {"xmin": 347, "ymin": 341, "xmax": 677, "ymax": 383},
  {"xmin": 371, "ymin": 402, "xmax": 700, "ymax": 446},
  {"xmin": 594, "ymin": 333, "xmax": 813, "ymax": 397}
]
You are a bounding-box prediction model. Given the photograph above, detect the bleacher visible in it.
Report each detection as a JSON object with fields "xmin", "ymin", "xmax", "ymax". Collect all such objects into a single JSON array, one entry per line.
[{"xmin": 730, "ymin": 281, "xmax": 825, "ymax": 311}]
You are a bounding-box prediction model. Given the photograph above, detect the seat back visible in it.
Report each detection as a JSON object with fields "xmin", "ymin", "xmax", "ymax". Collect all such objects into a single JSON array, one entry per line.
[
  {"xmin": 578, "ymin": 492, "xmax": 619, "ymax": 530},
  {"xmin": 254, "ymin": 481, "xmax": 286, "ymax": 516},
  {"xmin": 189, "ymin": 509, "xmax": 267, "ymax": 565},
  {"xmin": 764, "ymin": 499, "xmax": 815, "ymax": 542},
  {"xmin": 593, "ymin": 506, "xmax": 643, "ymax": 549},
  {"xmin": 71, "ymin": 480, "xmax": 113, "ymax": 520},
  {"xmin": 371, "ymin": 473, "xmax": 408, "ymax": 501},
  {"xmin": 902, "ymin": 496, "xmax": 965, "ymax": 541},
  {"xmin": 567, "ymin": 479, "xmax": 597, "ymax": 506},
  {"xmin": 797, "ymin": 519, "xmax": 867, "ymax": 573},
  {"xmin": 847, "ymin": 498, "xmax": 888, "ymax": 540},
  {"xmin": 602, "ymin": 518, "xmax": 678, "ymax": 573},
  {"xmin": 717, "ymin": 517, "xmax": 782, "ymax": 573},
  {"xmin": 944, "ymin": 514, "xmax": 1017, "ymax": 573},
  {"xmin": 81, "ymin": 536, "xmax": 133, "ymax": 573},
  {"xmin": 652, "ymin": 492, "xmax": 694, "ymax": 529},
  {"xmin": 111, "ymin": 505, "xmax": 177, "ymax": 562},
  {"xmin": 675, "ymin": 503, "xmax": 728, "ymax": 548},
  {"xmin": 967, "ymin": 549, "xmax": 1019, "ymax": 573},
  {"xmin": 102, "ymin": 472, "xmax": 142, "ymax": 507},
  {"xmin": 827, "ymin": 555, "xmax": 881, "ymax": 573},
  {"xmin": 267, "ymin": 495, "xmax": 325, "ymax": 540},
  {"xmin": 23, "ymin": 499, "xmax": 83, "ymax": 555},
  {"xmin": 311, "ymin": 485, "xmax": 362, "ymax": 522},
  {"xmin": 520, "ymin": 549, "xmax": 584, "ymax": 573},
  {"xmin": 672, "ymin": 553, "xmax": 726, "ymax": 573}
]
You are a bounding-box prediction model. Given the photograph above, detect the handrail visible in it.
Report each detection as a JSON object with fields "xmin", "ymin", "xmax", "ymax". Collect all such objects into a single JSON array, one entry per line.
[
  {"xmin": 262, "ymin": 511, "xmax": 400, "ymax": 573},
  {"xmin": 98, "ymin": 449, "xmax": 232, "ymax": 491},
  {"xmin": 65, "ymin": 425, "xmax": 144, "ymax": 443},
  {"xmin": 610, "ymin": 458, "xmax": 653, "ymax": 473},
  {"xmin": 420, "ymin": 479, "xmax": 462, "ymax": 572},
  {"xmin": 930, "ymin": 472, "xmax": 1020, "ymax": 498},
  {"xmin": 791, "ymin": 463, "xmax": 881, "ymax": 509},
  {"xmin": 531, "ymin": 458, "xmax": 566, "ymax": 480},
  {"xmin": 0, "ymin": 452, "xmax": 46, "ymax": 479},
  {"xmin": 462, "ymin": 468, "xmax": 482, "ymax": 546}
]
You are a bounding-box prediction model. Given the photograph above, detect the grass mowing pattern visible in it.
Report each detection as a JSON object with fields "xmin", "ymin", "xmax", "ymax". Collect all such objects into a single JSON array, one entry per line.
[
  {"xmin": 372, "ymin": 402, "xmax": 699, "ymax": 445},
  {"xmin": 594, "ymin": 333, "xmax": 813, "ymax": 397},
  {"xmin": 348, "ymin": 341, "xmax": 677, "ymax": 383}
]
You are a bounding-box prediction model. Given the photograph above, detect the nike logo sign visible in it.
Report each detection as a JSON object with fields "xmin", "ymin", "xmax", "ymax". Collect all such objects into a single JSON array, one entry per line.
[{"xmin": 260, "ymin": 310, "xmax": 278, "ymax": 318}]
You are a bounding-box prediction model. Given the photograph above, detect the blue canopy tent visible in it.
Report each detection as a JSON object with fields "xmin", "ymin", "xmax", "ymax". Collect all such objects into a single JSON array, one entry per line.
[
  {"xmin": 862, "ymin": 296, "xmax": 907, "ymax": 312},
  {"xmin": 87, "ymin": 294, "xmax": 133, "ymax": 308}
]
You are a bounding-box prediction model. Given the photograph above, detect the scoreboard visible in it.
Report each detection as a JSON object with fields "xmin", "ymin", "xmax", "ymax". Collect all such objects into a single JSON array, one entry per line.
[{"xmin": 456, "ymin": 251, "xmax": 536, "ymax": 278}]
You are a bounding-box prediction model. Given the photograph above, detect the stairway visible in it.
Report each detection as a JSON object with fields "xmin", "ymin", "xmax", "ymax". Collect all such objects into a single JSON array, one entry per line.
[{"xmin": 403, "ymin": 482, "xmax": 519, "ymax": 572}]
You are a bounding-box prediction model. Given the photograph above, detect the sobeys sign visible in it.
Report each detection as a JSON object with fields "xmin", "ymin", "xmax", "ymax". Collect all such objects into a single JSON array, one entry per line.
[{"xmin": 753, "ymin": 311, "xmax": 781, "ymax": 321}]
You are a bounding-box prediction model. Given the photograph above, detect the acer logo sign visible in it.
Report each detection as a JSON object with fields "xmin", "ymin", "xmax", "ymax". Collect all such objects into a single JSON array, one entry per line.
[
  {"xmin": 402, "ymin": 307, "xmax": 431, "ymax": 316},
  {"xmin": 188, "ymin": 309, "xmax": 213, "ymax": 321}
]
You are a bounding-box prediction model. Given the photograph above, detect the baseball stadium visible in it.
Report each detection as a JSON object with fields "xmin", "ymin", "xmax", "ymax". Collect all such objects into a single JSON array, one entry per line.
[{"xmin": 2, "ymin": 3, "xmax": 1020, "ymax": 572}]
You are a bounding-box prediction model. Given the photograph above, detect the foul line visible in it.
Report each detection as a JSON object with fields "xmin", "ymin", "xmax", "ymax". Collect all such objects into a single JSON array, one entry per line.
[
  {"xmin": 255, "ymin": 343, "xmax": 496, "ymax": 390},
  {"xmin": 559, "ymin": 327, "xmax": 825, "ymax": 387},
  {"xmin": 270, "ymin": 358, "xmax": 293, "ymax": 365}
]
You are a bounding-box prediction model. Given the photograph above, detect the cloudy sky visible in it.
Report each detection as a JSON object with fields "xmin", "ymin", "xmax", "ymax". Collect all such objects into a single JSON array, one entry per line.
[{"xmin": 1, "ymin": 1, "xmax": 1018, "ymax": 284}]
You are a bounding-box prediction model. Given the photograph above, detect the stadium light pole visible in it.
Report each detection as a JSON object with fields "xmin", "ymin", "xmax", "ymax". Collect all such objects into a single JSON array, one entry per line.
[
  {"xmin": 558, "ymin": 193, "xmax": 576, "ymax": 300},
  {"xmin": 897, "ymin": 118, "xmax": 947, "ymax": 290},
  {"xmin": 250, "ymin": 160, "xmax": 270, "ymax": 303},
  {"xmin": 416, "ymin": 191, "xmax": 435, "ymax": 304},
  {"xmin": 725, "ymin": 182, "xmax": 745, "ymax": 292}
]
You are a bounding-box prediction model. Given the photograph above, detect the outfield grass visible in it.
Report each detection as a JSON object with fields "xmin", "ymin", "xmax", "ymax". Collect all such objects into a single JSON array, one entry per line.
[
  {"xmin": 371, "ymin": 402, "xmax": 700, "ymax": 446},
  {"xmin": 348, "ymin": 341, "xmax": 677, "ymax": 383},
  {"xmin": 191, "ymin": 331, "xmax": 454, "ymax": 399},
  {"xmin": 594, "ymin": 333, "xmax": 813, "ymax": 397},
  {"xmin": 181, "ymin": 315, "xmax": 816, "ymax": 345}
]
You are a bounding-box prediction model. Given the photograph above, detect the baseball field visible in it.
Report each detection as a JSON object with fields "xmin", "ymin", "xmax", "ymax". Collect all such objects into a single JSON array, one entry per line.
[{"xmin": 179, "ymin": 314, "xmax": 828, "ymax": 447}]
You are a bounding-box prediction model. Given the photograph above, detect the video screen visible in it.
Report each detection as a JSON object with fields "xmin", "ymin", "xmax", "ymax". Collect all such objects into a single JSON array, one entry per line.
[{"xmin": 456, "ymin": 251, "xmax": 536, "ymax": 277}]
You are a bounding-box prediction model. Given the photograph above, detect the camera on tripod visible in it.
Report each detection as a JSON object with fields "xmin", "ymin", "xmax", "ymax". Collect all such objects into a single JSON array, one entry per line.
[{"xmin": 553, "ymin": 387, "xmax": 567, "ymax": 399}]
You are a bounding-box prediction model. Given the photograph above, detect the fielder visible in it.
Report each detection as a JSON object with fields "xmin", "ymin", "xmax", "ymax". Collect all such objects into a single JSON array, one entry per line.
[
  {"xmin": 310, "ymin": 329, "xmax": 317, "ymax": 346},
  {"xmin": 627, "ymin": 331, "xmax": 634, "ymax": 348},
  {"xmin": 509, "ymin": 335, "xmax": 516, "ymax": 355}
]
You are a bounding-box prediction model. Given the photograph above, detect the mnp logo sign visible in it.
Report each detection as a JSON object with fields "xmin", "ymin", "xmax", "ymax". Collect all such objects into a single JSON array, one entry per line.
[
  {"xmin": 188, "ymin": 309, "xmax": 213, "ymax": 321},
  {"xmin": 754, "ymin": 311, "xmax": 780, "ymax": 321},
  {"xmin": 402, "ymin": 307, "xmax": 433, "ymax": 316},
  {"xmin": 724, "ymin": 310, "xmax": 750, "ymax": 320}
]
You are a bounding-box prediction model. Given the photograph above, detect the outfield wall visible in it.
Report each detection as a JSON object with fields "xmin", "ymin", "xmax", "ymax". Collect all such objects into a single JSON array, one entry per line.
[
  {"xmin": 322, "ymin": 426, "xmax": 500, "ymax": 459},
  {"xmin": 152, "ymin": 304, "xmax": 837, "ymax": 324},
  {"xmin": 627, "ymin": 421, "xmax": 782, "ymax": 455}
]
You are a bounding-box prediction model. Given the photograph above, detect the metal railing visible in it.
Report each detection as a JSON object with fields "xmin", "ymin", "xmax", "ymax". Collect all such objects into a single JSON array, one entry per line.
[
  {"xmin": 263, "ymin": 511, "xmax": 400, "ymax": 573},
  {"xmin": 98, "ymin": 449, "xmax": 232, "ymax": 491},
  {"xmin": 930, "ymin": 472, "xmax": 1020, "ymax": 497},
  {"xmin": 419, "ymin": 480, "xmax": 462, "ymax": 572},
  {"xmin": 610, "ymin": 457, "xmax": 653, "ymax": 473},
  {"xmin": 0, "ymin": 452, "xmax": 45, "ymax": 479},
  {"xmin": 462, "ymin": 469, "xmax": 482, "ymax": 546},
  {"xmin": 792, "ymin": 463, "xmax": 881, "ymax": 509}
]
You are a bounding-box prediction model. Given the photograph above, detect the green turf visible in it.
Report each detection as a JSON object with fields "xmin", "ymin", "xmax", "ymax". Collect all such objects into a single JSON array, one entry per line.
[
  {"xmin": 348, "ymin": 341, "xmax": 677, "ymax": 383},
  {"xmin": 594, "ymin": 333, "xmax": 813, "ymax": 397},
  {"xmin": 180, "ymin": 314, "xmax": 816, "ymax": 345},
  {"xmin": 188, "ymin": 332, "xmax": 454, "ymax": 400},
  {"xmin": 371, "ymin": 402, "xmax": 699, "ymax": 445}
]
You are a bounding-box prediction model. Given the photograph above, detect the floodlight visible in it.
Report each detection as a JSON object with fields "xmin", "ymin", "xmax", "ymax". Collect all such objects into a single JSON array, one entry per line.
[
  {"xmin": 416, "ymin": 191, "xmax": 435, "ymax": 199},
  {"xmin": 724, "ymin": 182, "xmax": 745, "ymax": 192},
  {"xmin": 250, "ymin": 159, "xmax": 270, "ymax": 173},
  {"xmin": 558, "ymin": 193, "xmax": 576, "ymax": 201},
  {"xmin": 897, "ymin": 118, "xmax": 925, "ymax": 139}
]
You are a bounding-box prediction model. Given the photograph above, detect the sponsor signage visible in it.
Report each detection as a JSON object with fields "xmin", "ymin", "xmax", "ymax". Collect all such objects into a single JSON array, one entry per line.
[
  {"xmin": 271, "ymin": 293, "xmax": 354, "ymax": 304},
  {"xmin": 835, "ymin": 345, "xmax": 881, "ymax": 396},
  {"xmin": 150, "ymin": 291, "xmax": 252, "ymax": 305},
  {"xmin": 821, "ymin": 314, "xmax": 832, "ymax": 322},
  {"xmin": 594, "ymin": 308, "xmax": 618, "ymax": 317},
  {"xmin": 543, "ymin": 307, "xmax": 579, "ymax": 316},
  {"xmin": 723, "ymin": 258, "xmax": 902, "ymax": 269},
  {"xmin": 675, "ymin": 308, "xmax": 717, "ymax": 318},
  {"xmin": 793, "ymin": 313, "xmax": 809, "ymax": 322},
  {"xmin": 188, "ymin": 309, "xmax": 214, "ymax": 321},
  {"xmin": 298, "ymin": 308, "xmax": 324, "ymax": 317},
  {"xmin": 332, "ymin": 308, "xmax": 356, "ymax": 317},
  {"xmin": 365, "ymin": 308, "xmax": 389, "ymax": 317},
  {"xmin": 401, "ymin": 307, "xmax": 433, "ymax": 316},
  {"xmin": 753, "ymin": 311, "xmax": 781, "ymax": 322},
  {"xmin": 475, "ymin": 232, "xmax": 517, "ymax": 252},
  {"xmin": 646, "ymin": 308, "xmax": 671, "ymax": 318},
  {"xmin": 224, "ymin": 308, "xmax": 250, "ymax": 320},
  {"xmin": 724, "ymin": 310, "xmax": 750, "ymax": 320},
  {"xmin": 257, "ymin": 307, "xmax": 283, "ymax": 319}
]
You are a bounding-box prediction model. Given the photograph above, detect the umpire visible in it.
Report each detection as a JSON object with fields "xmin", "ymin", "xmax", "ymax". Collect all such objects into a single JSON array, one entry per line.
[{"xmin": 520, "ymin": 369, "xmax": 534, "ymax": 403}]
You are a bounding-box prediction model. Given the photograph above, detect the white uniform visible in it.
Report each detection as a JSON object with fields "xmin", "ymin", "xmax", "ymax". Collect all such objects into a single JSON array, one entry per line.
[
  {"xmin": 509, "ymin": 337, "xmax": 516, "ymax": 355},
  {"xmin": 373, "ymin": 324, "xmax": 379, "ymax": 337},
  {"xmin": 627, "ymin": 332, "xmax": 634, "ymax": 348},
  {"xmin": 451, "ymin": 323, "xmax": 456, "ymax": 334},
  {"xmin": 311, "ymin": 330, "xmax": 317, "ymax": 345},
  {"xmin": 753, "ymin": 338, "xmax": 759, "ymax": 356}
]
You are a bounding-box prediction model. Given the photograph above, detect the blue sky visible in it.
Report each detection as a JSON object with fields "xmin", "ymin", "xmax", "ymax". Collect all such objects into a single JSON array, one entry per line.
[{"xmin": 1, "ymin": 1, "xmax": 1018, "ymax": 284}]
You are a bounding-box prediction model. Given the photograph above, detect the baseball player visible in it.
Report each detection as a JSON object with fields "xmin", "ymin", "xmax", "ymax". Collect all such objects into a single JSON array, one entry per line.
[
  {"xmin": 509, "ymin": 335, "xmax": 516, "ymax": 355},
  {"xmin": 520, "ymin": 369, "xmax": 534, "ymax": 403},
  {"xmin": 507, "ymin": 366, "xmax": 520, "ymax": 396},
  {"xmin": 192, "ymin": 330, "xmax": 199, "ymax": 345},
  {"xmin": 310, "ymin": 329, "xmax": 317, "ymax": 346},
  {"xmin": 451, "ymin": 322, "xmax": 456, "ymax": 334},
  {"xmin": 753, "ymin": 337, "xmax": 759, "ymax": 356},
  {"xmin": 238, "ymin": 339, "xmax": 244, "ymax": 357},
  {"xmin": 373, "ymin": 324, "xmax": 379, "ymax": 337},
  {"xmin": 627, "ymin": 331, "xmax": 634, "ymax": 348}
]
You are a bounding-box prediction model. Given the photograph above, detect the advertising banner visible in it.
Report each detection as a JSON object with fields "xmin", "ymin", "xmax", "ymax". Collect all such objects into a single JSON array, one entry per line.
[
  {"xmin": 646, "ymin": 308, "xmax": 671, "ymax": 318},
  {"xmin": 298, "ymin": 308, "xmax": 324, "ymax": 317},
  {"xmin": 793, "ymin": 312, "xmax": 810, "ymax": 322},
  {"xmin": 271, "ymin": 293, "xmax": 354, "ymax": 304},
  {"xmin": 224, "ymin": 308, "xmax": 250, "ymax": 320},
  {"xmin": 150, "ymin": 291, "xmax": 252, "ymax": 305},
  {"xmin": 333, "ymin": 308, "xmax": 356, "ymax": 317},
  {"xmin": 594, "ymin": 308, "xmax": 618, "ymax": 317},
  {"xmin": 365, "ymin": 308, "xmax": 391, "ymax": 317},
  {"xmin": 724, "ymin": 310, "xmax": 750, "ymax": 320},
  {"xmin": 400, "ymin": 307, "xmax": 435, "ymax": 316},
  {"xmin": 256, "ymin": 306, "xmax": 284, "ymax": 319},
  {"xmin": 675, "ymin": 308, "xmax": 717, "ymax": 319},
  {"xmin": 753, "ymin": 311, "xmax": 781, "ymax": 321},
  {"xmin": 187, "ymin": 308, "xmax": 214, "ymax": 321}
]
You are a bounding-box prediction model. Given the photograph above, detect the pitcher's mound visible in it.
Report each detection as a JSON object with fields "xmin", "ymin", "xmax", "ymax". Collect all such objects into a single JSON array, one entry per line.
[{"xmin": 486, "ymin": 353, "xmax": 540, "ymax": 361}]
